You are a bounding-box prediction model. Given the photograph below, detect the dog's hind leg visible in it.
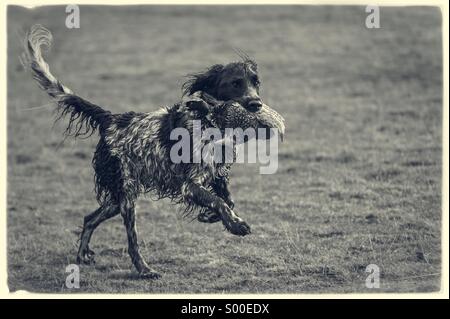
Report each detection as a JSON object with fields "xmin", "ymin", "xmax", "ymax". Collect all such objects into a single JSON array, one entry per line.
[
  {"xmin": 120, "ymin": 199, "xmax": 160, "ymax": 279},
  {"xmin": 76, "ymin": 201, "xmax": 119, "ymax": 264}
]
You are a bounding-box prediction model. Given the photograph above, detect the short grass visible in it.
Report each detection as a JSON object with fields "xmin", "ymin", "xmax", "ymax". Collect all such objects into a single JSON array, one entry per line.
[{"xmin": 7, "ymin": 5, "xmax": 443, "ymax": 293}]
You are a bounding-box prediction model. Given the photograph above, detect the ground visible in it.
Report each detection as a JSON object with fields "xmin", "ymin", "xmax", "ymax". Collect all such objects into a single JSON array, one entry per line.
[{"xmin": 7, "ymin": 5, "xmax": 442, "ymax": 293}]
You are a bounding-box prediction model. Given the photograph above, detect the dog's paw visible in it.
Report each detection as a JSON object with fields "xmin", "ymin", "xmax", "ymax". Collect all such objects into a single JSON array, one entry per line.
[
  {"xmin": 76, "ymin": 246, "xmax": 96, "ymax": 265},
  {"xmin": 224, "ymin": 218, "xmax": 251, "ymax": 236},
  {"xmin": 139, "ymin": 267, "xmax": 161, "ymax": 279},
  {"xmin": 76, "ymin": 253, "xmax": 95, "ymax": 265}
]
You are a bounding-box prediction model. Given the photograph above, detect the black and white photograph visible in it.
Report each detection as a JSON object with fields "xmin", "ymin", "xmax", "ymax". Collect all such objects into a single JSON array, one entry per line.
[{"xmin": 3, "ymin": 1, "xmax": 448, "ymax": 297}]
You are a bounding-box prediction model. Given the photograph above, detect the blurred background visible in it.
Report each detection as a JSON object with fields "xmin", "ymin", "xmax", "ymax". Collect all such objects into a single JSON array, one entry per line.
[{"xmin": 7, "ymin": 5, "xmax": 442, "ymax": 293}]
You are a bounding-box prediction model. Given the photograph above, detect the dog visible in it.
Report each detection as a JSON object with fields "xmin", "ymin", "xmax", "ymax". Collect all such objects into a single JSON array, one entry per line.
[{"xmin": 21, "ymin": 25, "xmax": 285, "ymax": 278}]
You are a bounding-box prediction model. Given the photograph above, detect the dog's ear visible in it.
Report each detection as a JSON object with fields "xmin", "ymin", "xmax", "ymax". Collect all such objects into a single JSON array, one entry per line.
[{"xmin": 182, "ymin": 64, "xmax": 224, "ymax": 97}]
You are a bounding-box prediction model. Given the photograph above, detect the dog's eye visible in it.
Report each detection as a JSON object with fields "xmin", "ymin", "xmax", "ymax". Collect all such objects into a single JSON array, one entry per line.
[
  {"xmin": 252, "ymin": 76, "xmax": 260, "ymax": 87},
  {"xmin": 231, "ymin": 79, "xmax": 243, "ymax": 88}
]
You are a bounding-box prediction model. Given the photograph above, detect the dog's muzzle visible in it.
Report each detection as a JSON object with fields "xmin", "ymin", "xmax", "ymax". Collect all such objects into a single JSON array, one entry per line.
[{"xmin": 246, "ymin": 99, "xmax": 263, "ymax": 112}]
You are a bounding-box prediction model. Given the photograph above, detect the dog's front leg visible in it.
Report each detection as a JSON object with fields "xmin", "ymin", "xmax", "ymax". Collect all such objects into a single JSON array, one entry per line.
[
  {"xmin": 183, "ymin": 183, "xmax": 250, "ymax": 236},
  {"xmin": 212, "ymin": 176, "xmax": 235, "ymax": 209},
  {"xmin": 198, "ymin": 177, "xmax": 234, "ymax": 223},
  {"xmin": 120, "ymin": 200, "xmax": 160, "ymax": 278}
]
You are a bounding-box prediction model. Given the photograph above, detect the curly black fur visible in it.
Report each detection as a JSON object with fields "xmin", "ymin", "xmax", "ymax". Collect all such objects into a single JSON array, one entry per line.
[
  {"xmin": 22, "ymin": 25, "xmax": 284, "ymax": 277},
  {"xmin": 55, "ymin": 95, "xmax": 113, "ymax": 138}
]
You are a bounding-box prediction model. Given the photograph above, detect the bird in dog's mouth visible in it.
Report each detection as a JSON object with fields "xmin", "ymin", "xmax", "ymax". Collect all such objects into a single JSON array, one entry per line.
[{"xmin": 183, "ymin": 91, "xmax": 286, "ymax": 144}]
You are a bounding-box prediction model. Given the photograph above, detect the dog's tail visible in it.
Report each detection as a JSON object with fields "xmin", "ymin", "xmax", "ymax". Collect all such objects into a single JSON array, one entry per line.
[{"xmin": 21, "ymin": 24, "xmax": 112, "ymax": 138}]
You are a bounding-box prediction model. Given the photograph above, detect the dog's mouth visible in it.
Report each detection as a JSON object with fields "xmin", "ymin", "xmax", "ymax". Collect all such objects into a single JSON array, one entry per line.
[
  {"xmin": 224, "ymin": 102, "xmax": 285, "ymax": 144},
  {"xmin": 183, "ymin": 92, "xmax": 285, "ymax": 143}
]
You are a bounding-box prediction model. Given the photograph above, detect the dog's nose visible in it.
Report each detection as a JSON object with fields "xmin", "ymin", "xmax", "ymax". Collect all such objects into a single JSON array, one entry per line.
[{"xmin": 247, "ymin": 100, "xmax": 263, "ymax": 112}]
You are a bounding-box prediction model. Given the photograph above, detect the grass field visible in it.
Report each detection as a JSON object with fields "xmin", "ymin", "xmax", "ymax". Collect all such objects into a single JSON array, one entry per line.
[{"xmin": 7, "ymin": 5, "xmax": 443, "ymax": 293}]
